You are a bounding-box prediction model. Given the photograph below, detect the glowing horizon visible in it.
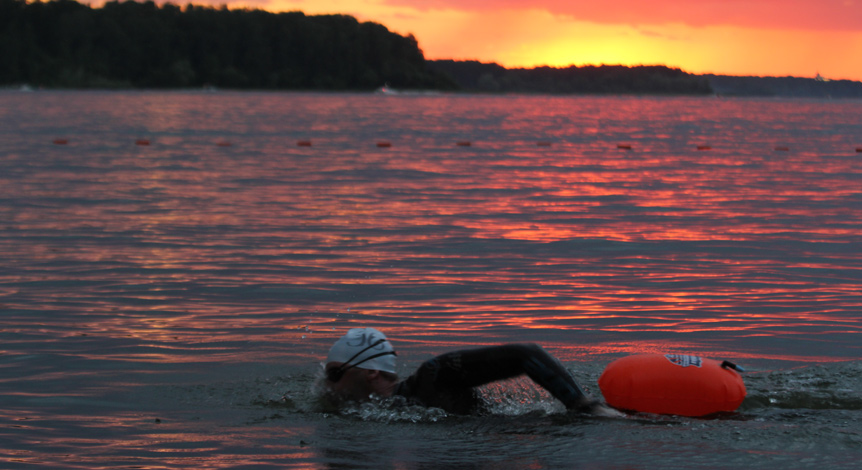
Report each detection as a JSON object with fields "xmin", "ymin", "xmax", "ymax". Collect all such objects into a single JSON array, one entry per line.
[{"xmin": 84, "ymin": 0, "xmax": 862, "ymax": 81}]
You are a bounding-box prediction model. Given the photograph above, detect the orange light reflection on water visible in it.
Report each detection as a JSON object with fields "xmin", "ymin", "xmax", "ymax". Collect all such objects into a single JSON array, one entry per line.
[{"xmin": 2, "ymin": 94, "xmax": 861, "ymax": 365}]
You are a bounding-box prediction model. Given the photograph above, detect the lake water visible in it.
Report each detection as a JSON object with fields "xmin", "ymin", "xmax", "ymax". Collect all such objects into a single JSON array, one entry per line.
[{"xmin": 1, "ymin": 91, "xmax": 860, "ymax": 468}]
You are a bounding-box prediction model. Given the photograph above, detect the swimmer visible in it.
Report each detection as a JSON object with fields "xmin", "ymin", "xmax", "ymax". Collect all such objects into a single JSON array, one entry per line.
[{"xmin": 321, "ymin": 327, "xmax": 621, "ymax": 416}]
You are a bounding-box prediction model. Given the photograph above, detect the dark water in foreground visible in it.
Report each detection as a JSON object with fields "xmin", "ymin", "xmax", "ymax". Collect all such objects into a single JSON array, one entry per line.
[{"xmin": 1, "ymin": 91, "xmax": 860, "ymax": 468}]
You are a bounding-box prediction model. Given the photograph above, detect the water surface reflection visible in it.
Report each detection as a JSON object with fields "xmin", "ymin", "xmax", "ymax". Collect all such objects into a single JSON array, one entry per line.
[
  {"xmin": 2, "ymin": 91, "xmax": 862, "ymax": 469},
  {"xmin": 1, "ymin": 92, "xmax": 860, "ymax": 367}
]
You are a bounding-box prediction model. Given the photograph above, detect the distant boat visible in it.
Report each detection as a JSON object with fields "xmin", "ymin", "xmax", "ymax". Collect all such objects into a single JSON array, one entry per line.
[
  {"xmin": 375, "ymin": 83, "xmax": 398, "ymax": 95},
  {"xmin": 374, "ymin": 84, "xmax": 442, "ymax": 96}
]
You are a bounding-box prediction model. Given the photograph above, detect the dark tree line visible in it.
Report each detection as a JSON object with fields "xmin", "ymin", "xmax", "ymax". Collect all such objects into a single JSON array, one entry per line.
[
  {"xmin": 428, "ymin": 60, "xmax": 713, "ymax": 95},
  {"xmin": 0, "ymin": 0, "xmax": 457, "ymax": 89},
  {"xmin": 10, "ymin": 0, "xmax": 851, "ymax": 96}
]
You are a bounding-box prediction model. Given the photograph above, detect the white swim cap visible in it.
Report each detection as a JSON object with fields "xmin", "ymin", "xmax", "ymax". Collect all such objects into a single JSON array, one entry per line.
[{"xmin": 326, "ymin": 327, "xmax": 397, "ymax": 373}]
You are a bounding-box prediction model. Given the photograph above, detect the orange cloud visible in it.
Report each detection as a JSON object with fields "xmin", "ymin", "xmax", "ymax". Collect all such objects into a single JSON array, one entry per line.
[{"xmin": 378, "ymin": 0, "xmax": 862, "ymax": 31}]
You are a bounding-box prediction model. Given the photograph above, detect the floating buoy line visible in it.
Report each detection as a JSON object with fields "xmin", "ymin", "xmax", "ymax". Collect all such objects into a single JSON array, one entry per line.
[{"xmin": 46, "ymin": 138, "xmax": 862, "ymax": 154}]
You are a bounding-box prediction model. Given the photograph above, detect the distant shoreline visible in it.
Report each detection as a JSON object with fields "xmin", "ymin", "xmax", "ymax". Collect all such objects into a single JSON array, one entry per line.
[
  {"xmin": 424, "ymin": 60, "xmax": 862, "ymax": 98},
  {"xmin": 4, "ymin": 1, "xmax": 862, "ymax": 97},
  {"xmin": 4, "ymin": 85, "xmax": 862, "ymax": 100}
]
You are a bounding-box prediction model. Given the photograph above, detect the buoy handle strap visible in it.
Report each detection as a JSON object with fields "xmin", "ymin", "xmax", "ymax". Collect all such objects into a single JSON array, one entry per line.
[{"xmin": 720, "ymin": 360, "xmax": 745, "ymax": 373}]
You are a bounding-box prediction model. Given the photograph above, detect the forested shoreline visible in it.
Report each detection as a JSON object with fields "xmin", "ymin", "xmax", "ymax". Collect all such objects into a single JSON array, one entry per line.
[
  {"xmin": 3, "ymin": 0, "xmax": 861, "ymax": 96},
  {"xmin": 0, "ymin": 0, "xmax": 456, "ymax": 89},
  {"xmin": 0, "ymin": 0, "xmax": 710, "ymax": 93},
  {"xmin": 429, "ymin": 60, "xmax": 713, "ymax": 95}
]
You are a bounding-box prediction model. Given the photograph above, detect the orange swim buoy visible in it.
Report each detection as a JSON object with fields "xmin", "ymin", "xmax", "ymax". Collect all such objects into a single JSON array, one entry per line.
[
  {"xmin": 456, "ymin": 141, "xmax": 472, "ymax": 147},
  {"xmin": 617, "ymin": 144, "xmax": 632, "ymax": 150},
  {"xmin": 376, "ymin": 141, "xmax": 392, "ymax": 148},
  {"xmin": 135, "ymin": 139, "xmax": 150, "ymax": 146},
  {"xmin": 697, "ymin": 145, "xmax": 711, "ymax": 150},
  {"xmin": 598, "ymin": 353, "xmax": 746, "ymax": 417},
  {"xmin": 297, "ymin": 140, "xmax": 312, "ymax": 147}
]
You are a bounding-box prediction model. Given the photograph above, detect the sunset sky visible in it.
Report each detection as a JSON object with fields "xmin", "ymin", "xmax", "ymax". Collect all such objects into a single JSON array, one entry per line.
[{"xmin": 101, "ymin": 0, "xmax": 862, "ymax": 80}]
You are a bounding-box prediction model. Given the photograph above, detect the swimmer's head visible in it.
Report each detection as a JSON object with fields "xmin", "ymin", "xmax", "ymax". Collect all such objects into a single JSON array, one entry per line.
[
  {"xmin": 322, "ymin": 328, "xmax": 398, "ymax": 404},
  {"xmin": 326, "ymin": 327, "xmax": 396, "ymax": 375}
]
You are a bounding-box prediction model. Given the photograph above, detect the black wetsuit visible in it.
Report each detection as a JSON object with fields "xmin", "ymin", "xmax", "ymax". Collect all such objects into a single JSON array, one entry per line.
[{"xmin": 393, "ymin": 343, "xmax": 592, "ymax": 415}]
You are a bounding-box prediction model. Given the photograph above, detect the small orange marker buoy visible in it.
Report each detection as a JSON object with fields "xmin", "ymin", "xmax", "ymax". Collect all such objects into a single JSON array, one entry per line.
[
  {"xmin": 136, "ymin": 139, "xmax": 150, "ymax": 146},
  {"xmin": 617, "ymin": 144, "xmax": 632, "ymax": 150},
  {"xmin": 774, "ymin": 146, "xmax": 789, "ymax": 151},
  {"xmin": 297, "ymin": 140, "xmax": 312, "ymax": 147},
  {"xmin": 856, "ymin": 147, "xmax": 862, "ymax": 153},
  {"xmin": 53, "ymin": 138, "xmax": 69, "ymax": 145},
  {"xmin": 216, "ymin": 141, "xmax": 232, "ymax": 147},
  {"xmin": 697, "ymin": 145, "xmax": 711, "ymax": 150},
  {"xmin": 537, "ymin": 141, "xmax": 552, "ymax": 147},
  {"xmin": 376, "ymin": 141, "xmax": 392, "ymax": 148},
  {"xmin": 456, "ymin": 141, "xmax": 471, "ymax": 147}
]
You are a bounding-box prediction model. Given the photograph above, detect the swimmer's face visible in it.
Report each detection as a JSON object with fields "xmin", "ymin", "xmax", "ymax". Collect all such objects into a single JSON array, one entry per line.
[{"xmin": 323, "ymin": 362, "xmax": 374, "ymax": 403}]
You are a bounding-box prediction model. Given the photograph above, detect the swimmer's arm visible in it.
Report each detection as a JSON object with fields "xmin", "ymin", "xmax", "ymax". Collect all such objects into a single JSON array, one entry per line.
[{"xmin": 432, "ymin": 344, "xmax": 604, "ymax": 411}]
